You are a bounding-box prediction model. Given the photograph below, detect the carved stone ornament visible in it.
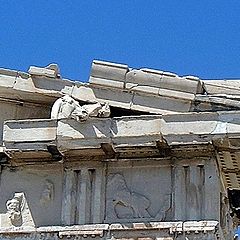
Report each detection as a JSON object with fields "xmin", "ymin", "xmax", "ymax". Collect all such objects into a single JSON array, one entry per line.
[
  {"xmin": 51, "ymin": 95, "xmax": 110, "ymax": 121},
  {"xmin": 40, "ymin": 180, "xmax": 54, "ymax": 204},
  {"xmin": 5, "ymin": 192, "xmax": 35, "ymax": 227},
  {"xmin": 106, "ymin": 173, "xmax": 152, "ymax": 219},
  {"xmin": 6, "ymin": 193, "xmax": 22, "ymax": 222},
  {"xmin": 106, "ymin": 173, "xmax": 172, "ymax": 221},
  {"xmin": 6, "ymin": 193, "xmax": 25, "ymax": 225}
]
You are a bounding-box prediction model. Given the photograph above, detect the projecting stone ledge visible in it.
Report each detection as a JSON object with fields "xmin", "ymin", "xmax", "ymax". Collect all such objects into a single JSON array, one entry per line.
[
  {"xmin": 3, "ymin": 111, "xmax": 240, "ymax": 159},
  {"xmin": 0, "ymin": 221, "xmax": 220, "ymax": 240}
]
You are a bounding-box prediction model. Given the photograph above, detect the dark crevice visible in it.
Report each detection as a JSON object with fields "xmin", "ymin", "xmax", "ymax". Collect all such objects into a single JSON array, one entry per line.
[
  {"xmin": 47, "ymin": 145, "xmax": 62, "ymax": 161},
  {"xmin": 109, "ymin": 106, "xmax": 153, "ymax": 117},
  {"xmin": 228, "ymin": 189, "xmax": 240, "ymax": 219}
]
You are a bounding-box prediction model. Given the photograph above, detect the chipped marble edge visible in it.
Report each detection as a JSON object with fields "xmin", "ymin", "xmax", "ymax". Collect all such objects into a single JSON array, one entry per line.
[{"xmin": 0, "ymin": 221, "xmax": 219, "ymax": 234}]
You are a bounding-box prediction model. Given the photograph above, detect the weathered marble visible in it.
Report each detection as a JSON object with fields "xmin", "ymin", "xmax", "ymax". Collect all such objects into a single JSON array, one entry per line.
[
  {"xmin": 51, "ymin": 95, "xmax": 110, "ymax": 121},
  {"xmin": 0, "ymin": 61, "xmax": 240, "ymax": 239}
]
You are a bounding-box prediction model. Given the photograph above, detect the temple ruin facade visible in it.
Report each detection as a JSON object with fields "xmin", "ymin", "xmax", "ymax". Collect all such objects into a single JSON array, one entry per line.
[{"xmin": 0, "ymin": 60, "xmax": 240, "ymax": 239}]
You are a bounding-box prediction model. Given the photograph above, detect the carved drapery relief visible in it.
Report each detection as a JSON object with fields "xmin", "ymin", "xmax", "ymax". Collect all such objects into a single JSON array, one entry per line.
[
  {"xmin": 106, "ymin": 173, "xmax": 172, "ymax": 221},
  {"xmin": 51, "ymin": 95, "xmax": 110, "ymax": 121},
  {"xmin": 6, "ymin": 193, "xmax": 24, "ymax": 224},
  {"xmin": 5, "ymin": 192, "xmax": 35, "ymax": 227}
]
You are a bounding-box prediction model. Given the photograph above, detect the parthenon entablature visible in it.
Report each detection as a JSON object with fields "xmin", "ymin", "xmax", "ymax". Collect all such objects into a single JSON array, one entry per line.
[{"xmin": 0, "ymin": 60, "xmax": 240, "ymax": 239}]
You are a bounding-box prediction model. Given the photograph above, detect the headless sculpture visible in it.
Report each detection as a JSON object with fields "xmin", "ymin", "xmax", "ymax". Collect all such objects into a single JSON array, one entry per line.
[{"xmin": 51, "ymin": 95, "xmax": 110, "ymax": 121}]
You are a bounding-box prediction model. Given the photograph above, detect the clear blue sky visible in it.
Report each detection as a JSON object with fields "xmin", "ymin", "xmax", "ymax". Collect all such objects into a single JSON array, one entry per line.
[{"xmin": 1, "ymin": 1, "xmax": 240, "ymax": 82}]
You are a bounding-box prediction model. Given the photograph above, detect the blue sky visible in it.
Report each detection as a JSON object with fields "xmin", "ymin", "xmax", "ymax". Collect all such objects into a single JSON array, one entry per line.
[{"xmin": 1, "ymin": 1, "xmax": 240, "ymax": 82}]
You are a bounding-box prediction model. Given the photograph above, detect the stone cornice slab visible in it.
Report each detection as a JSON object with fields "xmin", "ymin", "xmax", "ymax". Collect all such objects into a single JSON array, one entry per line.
[
  {"xmin": 1, "ymin": 61, "xmax": 240, "ymax": 115},
  {"xmin": 0, "ymin": 220, "xmax": 218, "ymax": 236},
  {"xmin": 3, "ymin": 111, "xmax": 240, "ymax": 160}
]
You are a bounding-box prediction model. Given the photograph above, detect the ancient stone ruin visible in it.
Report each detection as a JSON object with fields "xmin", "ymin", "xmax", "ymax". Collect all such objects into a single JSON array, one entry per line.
[{"xmin": 0, "ymin": 60, "xmax": 240, "ymax": 239}]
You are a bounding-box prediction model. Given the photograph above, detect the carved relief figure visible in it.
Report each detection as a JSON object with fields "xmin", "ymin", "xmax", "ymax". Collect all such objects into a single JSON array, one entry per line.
[
  {"xmin": 40, "ymin": 180, "xmax": 54, "ymax": 204},
  {"xmin": 106, "ymin": 173, "xmax": 151, "ymax": 219},
  {"xmin": 51, "ymin": 95, "xmax": 110, "ymax": 121},
  {"xmin": 6, "ymin": 193, "xmax": 25, "ymax": 226},
  {"xmin": 4, "ymin": 192, "xmax": 35, "ymax": 227}
]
